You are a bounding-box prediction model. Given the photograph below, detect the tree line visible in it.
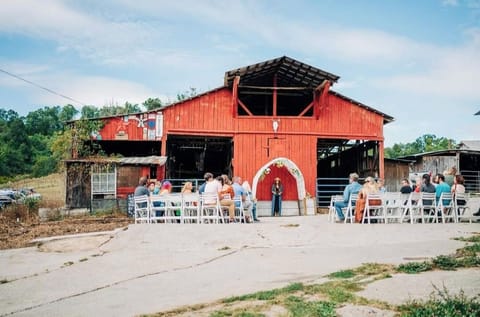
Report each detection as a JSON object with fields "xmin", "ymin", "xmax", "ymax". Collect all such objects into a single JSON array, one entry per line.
[{"xmin": 0, "ymin": 95, "xmax": 455, "ymax": 181}]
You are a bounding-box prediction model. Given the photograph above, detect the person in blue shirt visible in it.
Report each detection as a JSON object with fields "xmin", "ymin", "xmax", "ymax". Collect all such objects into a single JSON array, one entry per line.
[
  {"xmin": 334, "ymin": 173, "xmax": 362, "ymax": 222},
  {"xmin": 435, "ymin": 173, "xmax": 451, "ymax": 205}
]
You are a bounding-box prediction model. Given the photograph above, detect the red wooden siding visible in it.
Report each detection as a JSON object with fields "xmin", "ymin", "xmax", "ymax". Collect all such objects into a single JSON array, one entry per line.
[{"xmin": 96, "ymin": 86, "xmax": 386, "ymax": 198}]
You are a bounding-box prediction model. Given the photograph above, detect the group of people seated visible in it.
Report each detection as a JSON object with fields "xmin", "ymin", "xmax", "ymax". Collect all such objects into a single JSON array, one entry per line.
[
  {"xmin": 334, "ymin": 167, "xmax": 477, "ymax": 223},
  {"xmin": 133, "ymin": 173, "xmax": 260, "ymax": 223}
]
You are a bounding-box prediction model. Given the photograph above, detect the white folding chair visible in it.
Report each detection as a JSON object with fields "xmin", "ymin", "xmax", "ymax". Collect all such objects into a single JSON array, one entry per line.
[
  {"xmin": 182, "ymin": 193, "xmax": 200, "ymax": 223},
  {"xmin": 384, "ymin": 192, "xmax": 409, "ymax": 223},
  {"xmin": 421, "ymin": 192, "xmax": 437, "ymax": 223},
  {"xmin": 328, "ymin": 195, "xmax": 344, "ymax": 223},
  {"xmin": 150, "ymin": 194, "xmax": 168, "ymax": 223},
  {"xmin": 344, "ymin": 193, "xmax": 358, "ymax": 223},
  {"xmin": 199, "ymin": 192, "xmax": 222, "ymax": 224},
  {"xmin": 454, "ymin": 192, "xmax": 470, "ymax": 223},
  {"xmin": 437, "ymin": 192, "xmax": 455, "ymax": 223},
  {"xmin": 362, "ymin": 193, "xmax": 385, "ymax": 224},
  {"xmin": 233, "ymin": 195, "xmax": 247, "ymax": 223},
  {"xmin": 404, "ymin": 192, "xmax": 422, "ymax": 223},
  {"xmin": 133, "ymin": 195, "xmax": 150, "ymax": 224},
  {"xmin": 165, "ymin": 193, "xmax": 183, "ymax": 223}
]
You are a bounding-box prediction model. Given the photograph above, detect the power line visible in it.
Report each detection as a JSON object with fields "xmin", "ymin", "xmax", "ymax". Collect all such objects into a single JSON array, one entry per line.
[{"xmin": 0, "ymin": 68, "xmax": 88, "ymax": 106}]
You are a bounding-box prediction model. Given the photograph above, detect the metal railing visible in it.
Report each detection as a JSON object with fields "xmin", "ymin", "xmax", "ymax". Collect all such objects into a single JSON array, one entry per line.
[{"xmin": 460, "ymin": 170, "xmax": 480, "ymax": 193}]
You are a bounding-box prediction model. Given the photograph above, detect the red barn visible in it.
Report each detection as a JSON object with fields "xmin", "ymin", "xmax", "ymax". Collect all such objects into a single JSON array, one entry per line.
[{"xmin": 67, "ymin": 56, "xmax": 393, "ymax": 215}]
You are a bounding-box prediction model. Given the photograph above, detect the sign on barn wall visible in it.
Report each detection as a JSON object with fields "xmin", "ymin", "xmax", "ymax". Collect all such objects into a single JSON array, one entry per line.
[{"xmin": 156, "ymin": 112, "xmax": 163, "ymax": 138}]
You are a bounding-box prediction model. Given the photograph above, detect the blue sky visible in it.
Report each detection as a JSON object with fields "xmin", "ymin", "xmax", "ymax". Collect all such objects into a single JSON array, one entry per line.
[{"xmin": 0, "ymin": 0, "xmax": 479, "ymax": 147}]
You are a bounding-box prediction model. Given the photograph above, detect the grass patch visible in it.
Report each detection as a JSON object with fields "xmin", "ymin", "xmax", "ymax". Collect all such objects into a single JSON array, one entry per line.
[
  {"xmin": 223, "ymin": 282, "xmax": 304, "ymax": 303},
  {"xmin": 328, "ymin": 269, "xmax": 355, "ymax": 279},
  {"xmin": 284, "ymin": 296, "xmax": 336, "ymax": 317},
  {"xmin": 454, "ymin": 235, "xmax": 480, "ymax": 243},
  {"xmin": 309, "ymin": 280, "xmax": 361, "ymax": 303},
  {"xmin": 354, "ymin": 263, "xmax": 395, "ymax": 276},
  {"xmin": 0, "ymin": 279, "xmax": 9, "ymax": 284},
  {"xmin": 218, "ymin": 246, "xmax": 231, "ymax": 251},
  {"xmin": 398, "ymin": 286, "xmax": 480, "ymax": 317},
  {"xmin": 146, "ymin": 235, "xmax": 480, "ymax": 317},
  {"xmin": 79, "ymin": 258, "xmax": 88, "ymax": 262},
  {"xmin": 397, "ymin": 261, "xmax": 433, "ymax": 274},
  {"xmin": 432, "ymin": 255, "xmax": 459, "ymax": 271}
]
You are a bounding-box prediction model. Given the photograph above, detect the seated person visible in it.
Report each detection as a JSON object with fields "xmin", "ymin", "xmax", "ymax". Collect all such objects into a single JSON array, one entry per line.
[
  {"xmin": 400, "ymin": 178, "xmax": 413, "ymax": 194},
  {"xmin": 355, "ymin": 176, "xmax": 381, "ymax": 223},
  {"xmin": 334, "ymin": 173, "xmax": 362, "ymax": 222}
]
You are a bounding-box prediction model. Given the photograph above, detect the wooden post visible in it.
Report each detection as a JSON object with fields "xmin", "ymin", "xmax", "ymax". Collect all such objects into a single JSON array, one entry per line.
[
  {"xmin": 273, "ymin": 74, "xmax": 277, "ymax": 117},
  {"xmin": 379, "ymin": 140, "xmax": 384, "ymax": 179},
  {"xmin": 232, "ymin": 76, "xmax": 240, "ymax": 118}
]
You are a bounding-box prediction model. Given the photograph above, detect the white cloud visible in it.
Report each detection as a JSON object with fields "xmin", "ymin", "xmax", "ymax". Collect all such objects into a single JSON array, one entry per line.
[
  {"xmin": 38, "ymin": 74, "xmax": 161, "ymax": 108},
  {"xmin": 442, "ymin": 0, "xmax": 459, "ymax": 6}
]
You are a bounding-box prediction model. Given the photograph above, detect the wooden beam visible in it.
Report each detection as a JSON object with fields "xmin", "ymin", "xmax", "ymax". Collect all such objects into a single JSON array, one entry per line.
[
  {"xmin": 238, "ymin": 99, "xmax": 254, "ymax": 116},
  {"xmin": 298, "ymin": 101, "xmax": 314, "ymax": 117},
  {"xmin": 239, "ymin": 85, "xmax": 310, "ymax": 90},
  {"xmin": 232, "ymin": 76, "xmax": 240, "ymax": 118},
  {"xmin": 315, "ymin": 80, "xmax": 331, "ymax": 119},
  {"xmin": 273, "ymin": 74, "xmax": 277, "ymax": 117}
]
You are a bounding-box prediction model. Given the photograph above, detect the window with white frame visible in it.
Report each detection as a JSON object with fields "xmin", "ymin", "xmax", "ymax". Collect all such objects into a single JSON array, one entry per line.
[{"xmin": 91, "ymin": 164, "xmax": 116, "ymax": 198}]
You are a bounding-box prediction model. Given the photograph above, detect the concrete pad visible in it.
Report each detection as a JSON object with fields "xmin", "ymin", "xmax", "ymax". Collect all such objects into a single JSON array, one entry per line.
[
  {"xmin": 0, "ymin": 215, "xmax": 479, "ymax": 317},
  {"xmin": 359, "ymin": 268, "xmax": 480, "ymax": 305}
]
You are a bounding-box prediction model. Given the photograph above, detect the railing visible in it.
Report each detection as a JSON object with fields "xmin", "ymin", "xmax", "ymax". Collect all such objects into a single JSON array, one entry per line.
[
  {"xmin": 163, "ymin": 178, "xmax": 203, "ymax": 193},
  {"xmin": 316, "ymin": 178, "xmax": 350, "ymax": 208},
  {"xmin": 460, "ymin": 170, "xmax": 480, "ymax": 193}
]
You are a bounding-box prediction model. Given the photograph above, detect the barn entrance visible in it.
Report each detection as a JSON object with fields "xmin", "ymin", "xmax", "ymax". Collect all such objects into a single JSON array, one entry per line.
[
  {"xmin": 316, "ymin": 139, "xmax": 380, "ymax": 178},
  {"xmin": 251, "ymin": 157, "xmax": 307, "ymax": 216},
  {"xmin": 166, "ymin": 135, "xmax": 233, "ymax": 179}
]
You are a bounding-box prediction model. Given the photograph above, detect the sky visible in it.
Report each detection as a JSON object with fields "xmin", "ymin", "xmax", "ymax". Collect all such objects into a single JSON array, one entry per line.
[{"xmin": 0, "ymin": 0, "xmax": 479, "ymax": 147}]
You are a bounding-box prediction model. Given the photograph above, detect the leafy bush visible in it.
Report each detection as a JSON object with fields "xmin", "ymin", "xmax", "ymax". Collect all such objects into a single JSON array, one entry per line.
[
  {"xmin": 433, "ymin": 255, "xmax": 459, "ymax": 271},
  {"xmin": 397, "ymin": 261, "xmax": 433, "ymax": 274},
  {"xmin": 399, "ymin": 287, "xmax": 480, "ymax": 317}
]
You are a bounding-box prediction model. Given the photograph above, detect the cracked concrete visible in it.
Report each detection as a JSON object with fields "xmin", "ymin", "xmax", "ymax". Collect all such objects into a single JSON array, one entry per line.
[{"xmin": 1, "ymin": 216, "xmax": 479, "ymax": 316}]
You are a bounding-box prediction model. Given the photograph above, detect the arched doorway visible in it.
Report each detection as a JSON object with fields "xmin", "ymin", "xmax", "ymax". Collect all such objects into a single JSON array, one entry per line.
[{"xmin": 252, "ymin": 157, "xmax": 306, "ymax": 200}]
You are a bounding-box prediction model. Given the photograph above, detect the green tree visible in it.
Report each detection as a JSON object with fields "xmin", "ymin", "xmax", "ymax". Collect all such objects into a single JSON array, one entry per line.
[
  {"xmin": 81, "ymin": 105, "xmax": 100, "ymax": 119},
  {"xmin": 143, "ymin": 97, "xmax": 163, "ymax": 110},
  {"xmin": 59, "ymin": 104, "xmax": 79, "ymax": 122},
  {"xmin": 176, "ymin": 87, "xmax": 197, "ymax": 101},
  {"xmin": 24, "ymin": 106, "xmax": 62, "ymax": 135},
  {"xmin": 385, "ymin": 134, "xmax": 456, "ymax": 159}
]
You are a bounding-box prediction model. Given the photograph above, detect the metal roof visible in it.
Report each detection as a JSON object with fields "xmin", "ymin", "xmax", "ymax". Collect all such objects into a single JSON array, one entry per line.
[
  {"xmin": 118, "ymin": 156, "xmax": 167, "ymax": 165},
  {"xmin": 224, "ymin": 56, "xmax": 340, "ymax": 88},
  {"xmin": 65, "ymin": 156, "xmax": 167, "ymax": 166}
]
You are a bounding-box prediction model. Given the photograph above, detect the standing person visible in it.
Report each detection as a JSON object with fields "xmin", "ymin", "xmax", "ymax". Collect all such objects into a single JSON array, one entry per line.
[
  {"xmin": 334, "ymin": 173, "xmax": 362, "ymax": 222},
  {"xmin": 271, "ymin": 177, "xmax": 283, "ymax": 216},
  {"xmin": 242, "ymin": 180, "xmax": 259, "ymax": 222},
  {"xmin": 444, "ymin": 166, "xmax": 457, "ymax": 187}
]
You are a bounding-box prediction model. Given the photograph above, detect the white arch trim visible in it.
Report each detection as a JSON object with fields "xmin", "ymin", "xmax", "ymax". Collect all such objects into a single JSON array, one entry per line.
[{"xmin": 251, "ymin": 157, "xmax": 306, "ymax": 200}]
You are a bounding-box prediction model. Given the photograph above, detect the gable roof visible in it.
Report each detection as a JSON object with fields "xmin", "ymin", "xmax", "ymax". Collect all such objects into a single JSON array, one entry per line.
[
  {"xmin": 458, "ymin": 140, "xmax": 480, "ymax": 151},
  {"xmin": 224, "ymin": 56, "xmax": 340, "ymax": 88}
]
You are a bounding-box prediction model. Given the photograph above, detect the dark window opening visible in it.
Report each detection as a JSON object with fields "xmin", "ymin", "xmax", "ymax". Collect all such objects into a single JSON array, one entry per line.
[
  {"xmin": 238, "ymin": 88, "xmax": 313, "ymax": 116},
  {"xmin": 96, "ymin": 140, "xmax": 161, "ymax": 156},
  {"xmin": 316, "ymin": 139, "xmax": 379, "ymax": 178},
  {"xmin": 166, "ymin": 135, "xmax": 233, "ymax": 179}
]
